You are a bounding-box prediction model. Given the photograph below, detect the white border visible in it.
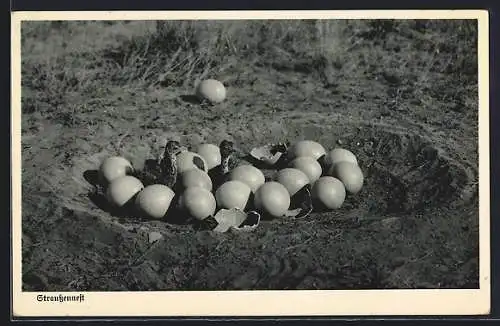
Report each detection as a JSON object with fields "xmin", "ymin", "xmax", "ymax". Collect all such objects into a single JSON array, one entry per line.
[{"xmin": 11, "ymin": 10, "xmax": 490, "ymax": 317}]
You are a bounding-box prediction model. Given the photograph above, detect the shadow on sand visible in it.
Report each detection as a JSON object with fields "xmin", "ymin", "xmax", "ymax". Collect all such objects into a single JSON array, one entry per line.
[{"xmin": 180, "ymin": 94, "xmax": 202, "ymax": 104}]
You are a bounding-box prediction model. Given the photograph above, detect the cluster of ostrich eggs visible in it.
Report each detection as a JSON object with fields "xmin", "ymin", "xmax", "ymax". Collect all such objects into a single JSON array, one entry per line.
[
  {"xmin": 96, "ymin": 78, "xmax": 362, "ymax": 221},
  {"xmin": 270, "ymin": 140, "xmax": 364, "ymax": 211}
]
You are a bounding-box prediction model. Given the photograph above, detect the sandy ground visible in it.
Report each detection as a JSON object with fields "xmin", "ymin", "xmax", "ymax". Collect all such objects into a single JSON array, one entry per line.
[{"xmin": 20, "ymin": 19, "xmax": 479, "ymax": 290}]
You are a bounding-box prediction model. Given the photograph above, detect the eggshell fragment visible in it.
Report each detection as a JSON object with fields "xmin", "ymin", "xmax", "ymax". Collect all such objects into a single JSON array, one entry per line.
[
  {"xmin": 148, "ymin": 231, "xmax": 163, "ymax": 244},
  {"xmin": 213, "ymin": 208, "xmax": 247, "ymax": 233},
  {"xmin": 232, "ymin": 211, "xmax": 261, "ymax": 232},
  {"xmin": 249, "ymin": 143, "xmax": 286, "ymax": 166},
  {"xmin": 283, "ymin": 186, "xmax": 313, "ymax": 219},
  {"xmin": 212, "ymin": 208, "xmax": 261, "ymax": 233}
]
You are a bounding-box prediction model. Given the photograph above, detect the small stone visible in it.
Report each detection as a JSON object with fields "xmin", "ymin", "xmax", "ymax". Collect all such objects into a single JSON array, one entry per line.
[
  {"xmin": 336, "ymin": 139, "xmax": 343, "ymax": 145},
  {"xmin": 148, "ymin": 231, "xmax": 163, "ymax": 244},
  {"xmin": 124, "ymin": 225, "xmax": 139, "ymax": 233},
  {"xmin": 436, "ymin": 264, "xmax": 450, "ymax": 273}
]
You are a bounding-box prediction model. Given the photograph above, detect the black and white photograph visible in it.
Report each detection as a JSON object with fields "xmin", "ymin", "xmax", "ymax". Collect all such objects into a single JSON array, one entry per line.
[{"xmin": 12, "ymin": 10, "xmax": 490, "ymax": 316}]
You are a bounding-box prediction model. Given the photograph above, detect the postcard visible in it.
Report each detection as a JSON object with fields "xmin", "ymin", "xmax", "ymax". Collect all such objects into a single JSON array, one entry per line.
[{"xmin": 11, "ymin": 10, "xmax": 490, "ymax": 317}]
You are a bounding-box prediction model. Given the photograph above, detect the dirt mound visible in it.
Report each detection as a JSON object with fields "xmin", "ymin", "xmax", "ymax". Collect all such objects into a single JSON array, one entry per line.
[
  {"xmin": 21, "ymin": 114, "xmax": 478, "ymax": 291},
  {"xmin": 61, "ymin": 114, "xmax": 473, "ymax": 228}
]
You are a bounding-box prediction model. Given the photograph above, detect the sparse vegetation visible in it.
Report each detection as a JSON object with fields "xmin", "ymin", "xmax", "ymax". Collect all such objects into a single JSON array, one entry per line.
[{"xmin": 21, "ymin": 19, "xmax": 479, "ymax": 291}]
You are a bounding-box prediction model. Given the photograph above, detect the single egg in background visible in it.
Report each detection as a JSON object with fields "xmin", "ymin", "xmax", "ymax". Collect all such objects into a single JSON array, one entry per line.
[{"xmin": 195, "ymin": 79, "xmax": 226, "ymax": 104}]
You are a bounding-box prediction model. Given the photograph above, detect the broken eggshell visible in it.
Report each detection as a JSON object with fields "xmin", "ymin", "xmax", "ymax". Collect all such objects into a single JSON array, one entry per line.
[
  {"xmin": 213, "ymin": 208, "xmax": 261, "ymax": 233},
  {"xmin": 283, "ymin": 185, "xmax": 313, "ymax": 219},
  {"xmin": 249, "ymin": 143, "xmax": 287, "ymax": 167},
  {"xmin": 232, "ymin": 211, "xmax": 261, "ymax": 233}
]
